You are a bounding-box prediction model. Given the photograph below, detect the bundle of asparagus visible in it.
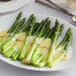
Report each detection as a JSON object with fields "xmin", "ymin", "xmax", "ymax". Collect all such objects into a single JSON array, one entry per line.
[{"xmin": 0, "ymin": 12, "xmax": 72, "ymax": 68}]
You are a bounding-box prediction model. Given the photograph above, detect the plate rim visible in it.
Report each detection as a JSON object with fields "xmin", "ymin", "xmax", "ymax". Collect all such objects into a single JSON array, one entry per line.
[{"xmin": 0, "ymin": 0, "xmax": 30, "ymax": 13}]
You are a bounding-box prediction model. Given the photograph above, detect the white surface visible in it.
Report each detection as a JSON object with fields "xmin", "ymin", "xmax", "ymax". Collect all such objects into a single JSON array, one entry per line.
[
  {"xmin": 0, "ymin": 13, "xmax": 74, "ymax": 71},
  {"xmin": 0, "ymin": 0, "xmax": 76, "ymax": 76},
  {"xmin": 0, "ymin": 0, "xmax": 30, "ymax": 13}
]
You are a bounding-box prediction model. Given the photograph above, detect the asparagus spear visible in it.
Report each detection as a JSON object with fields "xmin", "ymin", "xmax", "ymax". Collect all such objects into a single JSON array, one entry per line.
[
  {"xmin": 48, "ymin": 28, "xmax": 72, "ymax": 67},
  {"xmin": 2, "ymin": 18, "xmax": 25, "ymax": 53},
  {"xmin": 2, "ymin": 14, "xmax": 35, "ymax": 60},
  {"xmin": 19, "ymin": 20, "xmax": 49, "ymax": 60},
  {"xmin": 32, "ymin": 20, "xmax": 62, "ymax": 67},
  {"xmin": 37, "ymin": 24, "xmax": 64, "ymax": 67},
  {"xmin": 47, "ymin": 20, "xmax": 64, "ymax": 64},
  {"xmin": 2, "ymin": 14, "xmax": 34, "ymax": 52},
  {"xmin": 22, "ymin": 18, "xmax": 50, "ymax": 64},
  {"xmin": 57, "ymin": 24, "xmax": 64, "ymax": 40},
  {"xmin": 30, "ymin": 20, "xmax": 51, "ymax": 66},
  {"xmin": 11, "ymin": 16, "xmax": 36, "ymax": 61},
  {"xmin": 12, "ymin": 18, "xmax": 25, "ymax": 34},
  {"xmin": 34, "ymin": 20, "xmax": 44, "ymax": 35},
  {"xmin": 0, "ymin": 12, "xmax": 23, "ymax": 44},
  {"xmin": 31, "ymin": 20, "xmax": 62, "ymax": 67},
  {"xmin": 20, "ymin": 23, "xmax": 44, "ymax": 60},
  {"xmin": 19, "ymin": 21, "xmax": 43, "ymax": 60},
  {"xmin": 0, "ymin": 12, "xmax": 23, "ymax": 53},
  {"xmin": 8, "ymin": 12, "xmax": 22, "ymax": 33},
  {"xmin": 19, "ymin": 14, "xmax": 34, "ymax": 33}
]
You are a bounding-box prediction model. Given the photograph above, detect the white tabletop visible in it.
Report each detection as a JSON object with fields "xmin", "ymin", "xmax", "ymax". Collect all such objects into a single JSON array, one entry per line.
[{"xmin": 0, "ymin": 0, "xmax": 76, "ymax": 76}]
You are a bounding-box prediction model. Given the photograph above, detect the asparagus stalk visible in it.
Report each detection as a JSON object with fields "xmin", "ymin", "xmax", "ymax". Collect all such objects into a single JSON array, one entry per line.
[
  {"xmin": 0, "ymin": 12, "xmax": 23, "ymax": 53},
  {"xmin": 11, "ymin": 16, "xmax": 39, "ymax": 61},
  {"xmin": 31, "ymin": 20, "xmax": 64, "ymax": 67},
  {"xmin": 20, "ymin": 20, "xmax": 43, "ymax": 61},
  {"xmin": 19, "ymin": 20, "xmax": 50, "ymax": 60},
  {"xmin": 19, "ymin": 22, "xmax": 42, "ymax": 60},
  {"xmin": 2, "ymin": 14, "xmax": 34, "ymax": 51},
  {"xmin": 2, "ymin": 14, "xmax": 35, "ymax": 60},
  {"xmin": 2, "ymin": 18, "xmax": 25, "ymax": 53},
  {"xmin": 11, "ymin": 15, "xmax": 35, "ymax": 61},
  {"xmin": 4, "ymin": 32, "xmax": 26, "ymax": 58},
  {"xmin": 19, "ymin": 14, "xmax": 34, "ymax": 33},
  {"xmin": 36, "ymin": 23, "xmax": 64, "ymax": 67},
  {"xmin": 22, "ymin": 18, "xmax": 50, "ymax": 64},
  {"xmin": 30, "ymin": 20, "xmax": 51, "ymax": 66},
  {"xmin": 0, "ymin": 12, "xmax": 23, "ymax": 44},
  {"xmin": 35, "ymin": 23, "xmax": 63, "ymax": 67},
  {"xmin": 48, "ymin": 28, "xmax": 72, "ymax": 67},
  {"xmin": 19, "ymin": 17, "xmax": 36, "ymax": 60},
  {"xmin": 12, "ymin": 18, "xmax": 25, "ymax": 34},
  {"xmin": 8, "ymin": 11, "xmax": 22, "ymax": 33},
  {"xmin": 34, "ymin": 20, "xmax": 44, "ymax": 35},
  {"xmin": 46, "ymin": 20, "xmax": 64, "ymax": 65}
]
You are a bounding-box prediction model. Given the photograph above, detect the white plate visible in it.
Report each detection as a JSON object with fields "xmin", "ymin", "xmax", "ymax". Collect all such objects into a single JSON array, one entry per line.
[
  {"xmin": 0, "ymin": 12, "xmax": 76, "ymax": 71},
  {"xmin": 0, "ymin": 0, "xmax": 30, "ymax": 13}
]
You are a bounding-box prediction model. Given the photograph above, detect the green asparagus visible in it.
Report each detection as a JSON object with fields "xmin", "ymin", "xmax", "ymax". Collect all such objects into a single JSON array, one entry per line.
[
  {"xmin": 48, "ymin": 28, "xmax": 72, "ymax": 67},
  {"xmin": 47, "ymin": 20, "xmax": 64, "ymax": 64},
  {"xmin": 2, "ymin": 14, "xmax": 34, "ymax": 60}
]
